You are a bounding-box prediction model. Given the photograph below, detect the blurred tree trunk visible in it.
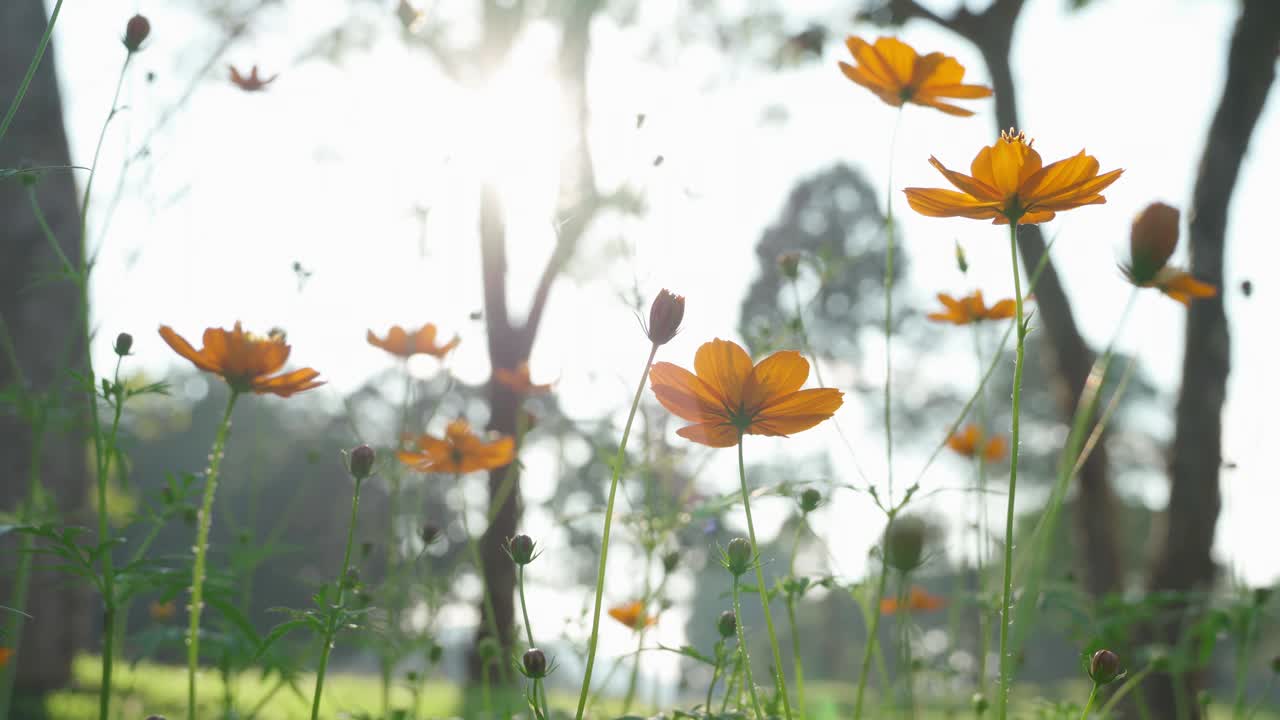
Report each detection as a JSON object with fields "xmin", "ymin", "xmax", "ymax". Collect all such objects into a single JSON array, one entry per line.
[
  {"xmin": 887, "ymin": 0, "xmax": 1124, "ymax": 598},
  {"xmin": 1141, "ymin": 1, "xmax": 1279, "ymax": 716},
  {"xmin": 0, "ymin": 0, "xmax": 90, "ymax": 698}
]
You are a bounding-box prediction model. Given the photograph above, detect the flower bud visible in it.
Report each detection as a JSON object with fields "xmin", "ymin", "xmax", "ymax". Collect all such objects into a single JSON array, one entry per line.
[
  {"xmin": 971, "ymin": 693, "xmax": 988, "ymax": 715},
  {"xmin": 646, "ymin": 289, "xmax": 685, "ymax": 346},
  {"xmin": 955, "ymin": 241, "xmax": 969, "ymax": 274},
  {"xmin": 405, "ymin": 670, "xmax": 419, "ymax": 683},
  {"xmin": 884, "ymin": 515, "xmax": 927, "ymax": 573},
  {"xmin": 420, "ymin": 524, "xmax": 441, "ymax": 545},
  {"xmin": 1128, "ymin": 202, "xmax": 1179, "ymax": 285},
  {"xmin": 717, "ymin": 610, "xmax": 737, "ymax": 638},
  {"xmin": 725, "ymin": 537, "xmax": 753, "ymax": 577},
  {"xmin": 799, "ymin": 488, "xmax": 821, "ymax": 514},
  {"xmin": 348, "ymin": 444, "xmax": 375, "ymax": 481},
  {"xmin": 522, "ymin": 648, "xmax": 548, "ymax": 678},
  {"xmin": 477, "ymin": 637, "xmax": 500, "ymax": 662},
  {"xmin": 1089, "ymin": 649, "xmax": 1124, "ymax": 686},
  {"xmin": 1271, "ymin": 655, "xmax": 1280, "ymax": 675},
  {"xmin": 662, "ymin": 550, "xmax": 680, "ymax": 574},
  {"xmin": 777, "ymin": 252, "xmax": 801, "ymax": 280},
  {"xmin": 428, "ymin": 642, "xmax": 444, "ymax": 664},
  {"xmin": 114, "ymin": 332, "xmax": 133, "ymax": 356},
  {"xmin": 507, "ymin": 534, "xmax": 536, "ymax": 565},
  {"xmin": 123, "ymin": 14, "xmax": 151, "ymax": 53},
  {"xmin": 342, "ymin": 567, "xmax": 360, "ymax": 589}
]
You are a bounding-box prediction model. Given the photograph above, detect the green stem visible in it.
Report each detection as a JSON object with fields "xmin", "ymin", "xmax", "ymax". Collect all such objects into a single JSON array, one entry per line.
[
  {"xmin": 706, "ymin": 642, "xmax": 724, "ymax": 713},
  {"xmin": 721, "ymin": 650, "xmax": 743, "ymax": 715},
  {"xmin": 573, "ymin": 342, "xmax": 660, "ymax": 720},
  {"xmin": 1097, "ymin": 665, "xmax": 1154, "ymax": 719},
  {"xmin": 0, "ymin": 0, "xmax": 66, "ymax": 147},
  {"xmin": 517, "ymin": 565, "xmax": 551, "ymax": 720},
  {"xmin": 459, "ymin": 487, "xmax": 510, "ymax": 717},
  {"xmin": 854, "ymin": 534, "xmax": 893, "ymax": 718},
  {"xmin": 785, "ymin": 595, "xmax": 808, "ymax": 719},
  {"xmin": 737, "ymin": 438, "xmax": 794, "ymax": 720},
  {"xmin": 95, "ymin": 358, "xmax": 126, "ymax": 720},
  {"xmin": 732, "ymin": 575, "xmax": 765, "ymax": 719},
  {"xmin": 882, "ymin": 108, "xmax": 903, "ymax": 503},
  {"xmin": 187, "ymin": 391, "xmax": 239, "ymax": 720},
  {"xmin": 995, "ymin": 221, "xmax": 1025, "ymax": 720},
  {"xmin": 0, "ymin": 415, "xmax": 46, "ymax": 718},
  {"xmin": 971, "ymin": 323, "xmax": 991, "ymax": 697},
  {"xmin": 1079, "ymin": 684, "xmax": 1100, "ymax": 720},
  {"xmin": 310, "ymin": 475, "xmax": 364, "ymax": 720}
]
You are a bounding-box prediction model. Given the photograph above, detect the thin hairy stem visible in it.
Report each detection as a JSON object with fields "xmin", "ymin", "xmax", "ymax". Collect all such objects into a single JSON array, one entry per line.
[
  {"xmin": 0, "ymin": 0, "xmax": 66, "ymax": 146},
  {"xmin": 883, "ymin": 107, "xmax": 904, "ymax": 502},
  {"xmin": 309, "ymin": 475, "xmax": 364, "ymax": 719},
  {"xmin": 732, "ymin": 575, "xmax": 765, "ymax": 718},
  {"xmin": 995, "ymin": 222, "xmax": 1024, "ymax": 720},
  {"xmin": 1079, "ymin": 684, "xmax": 1100, "ymax": 720}
]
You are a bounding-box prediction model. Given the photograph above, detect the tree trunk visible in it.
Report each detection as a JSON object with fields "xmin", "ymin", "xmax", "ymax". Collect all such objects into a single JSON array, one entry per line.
[
  {"xmin": 1142, "ymin": 1, "xmax": 1279, "ymax": 716},
  {"xmin": 0, "ymin": 0, "xmax": 90, "ymax": 697}
]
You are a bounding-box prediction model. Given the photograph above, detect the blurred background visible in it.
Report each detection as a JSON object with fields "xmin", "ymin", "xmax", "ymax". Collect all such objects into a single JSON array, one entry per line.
[{"xmin": 1, "ymin": 0, "xmax": 1278, "ymax": 717}]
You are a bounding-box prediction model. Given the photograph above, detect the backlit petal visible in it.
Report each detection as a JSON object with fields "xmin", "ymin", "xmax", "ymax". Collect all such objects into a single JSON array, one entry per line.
[
  {"xmin": 693, "ymin": 339, "xmax": 752, "ymax": 409},
  {"xmin": 676, "ymin": 421, "xmax": 740, "ymax": 448},
  {"xmin": 159, "ymin": 326, "xmax": 221, "ymax": 374},
  {"xmin": 251, "ymin": 367, "xmax": 324, "ymax": 397},
  {"xmin": 871, "ymin": 37, "xmax": 918, "ymax": 87},
  {"xmin": 651, "ymin": 362, "xmax": 724, "ymax": 423},
  {"xmin": 743, "ymin": 350, "xmax": 810, "ymax": 413},
  {"xmin": 903, "ymin": 188, "xmax": 1002, "ymax": 219},
  {"xmin": 751, "ymin": 388, "xmax": 843, "ymax": 436},
  {"xmin": 928, "ymin": 157, "xmax": 999, "ymax": 201}
]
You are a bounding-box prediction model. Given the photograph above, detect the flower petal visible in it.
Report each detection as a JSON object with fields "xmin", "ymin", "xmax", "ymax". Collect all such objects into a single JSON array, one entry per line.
[
  {"xmin": 651, "ymin": 362, "xmax": 724, "ymax": 423},
  {"xmin": 693, "ymin": 339, "xmax": 752, "ymax": 409},
  {"xmin": 870, "ymin": 36, "xmax": 918, "ymax": 88},
  {"xmin": 903, "ymin": 188, "xmax": 1002, "ymax": 220},
  {"xmin": 251, "ymin": 368, "xmax": 324, "ymax": 397},
  {"xmin": 158, "ymin": 326, "xmax": 222, "ymax": 374},
  {"xmin": 743, "ymin": 350, "xmax": 810, "ymax": 413},
  {"xmin": 751, "ymin": 388, "xmax": 843, "ymax": 436},
  {"xmin": 928, "ymin": 157, "xmax": 1000, "ymax": 201},
  {"xmin": 676, "ymin": 421, "xmax": 740, "ymax": 448}
]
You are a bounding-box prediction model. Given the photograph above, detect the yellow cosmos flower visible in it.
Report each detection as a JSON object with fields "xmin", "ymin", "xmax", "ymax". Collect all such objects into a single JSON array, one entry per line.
[
  {"xmin": 149, "ymin": 600, "xmax": 176, "ymax": 622},
  {"xmin": 608, "ymin": 601, "xmax": 657, "ymax": 632},
  {"xmin": 1120, "ymin": 202, "xmax": 1217, "ymax": 305},
  {"xmin": 880, "ymin": 586, "xmax": 946, "ymax": 615},
  {"xmin": 649, "ymin": 338, "xmax": 843, "ymax": 448},
  {"xmin": 494, "ymin": 362, "xmax": 554, "ymax": 396},
  {"xmin": 904, "ymin": 129, "xmax": 1123, "ymax": 225},
  {"xmin": 838, "ymin": 36, "xmax": 992, "ymax": 116},
  {"xmin": 158, "ymin": 323, "xmax": 324, "ymax": 397},
  {"xmin": 946, "ymin": 423, "xmax": 1008, "ymax": 462},
  {"xmin": 927, "ymin": 291, "xmax": 1016, "ymax": 325},
  {"xmin": 397, "ymin": 419, "xmax": 515, "ymax": 474},
  {"xmin": 367, "ymin": 324, "xmax": 460, "ymax": 359}
]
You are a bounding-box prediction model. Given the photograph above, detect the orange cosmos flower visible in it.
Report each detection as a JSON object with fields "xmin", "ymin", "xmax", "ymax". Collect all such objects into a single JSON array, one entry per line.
[
  {"xmin": 1120, "ymin": 202, "xmax": 1217, "ymax": 305},
  {"xmin": 608, "ymin": 601, "xmax": 657, "ymax": 631},
  {"xmin": 149, "ymin": 600, "xmax": 176, "ymax": 622},
  {"xmin": 494, "ymin": 362, "xmax": 553, "ymax": 396},
  {"xmin": 927, "ymin": 290, "xmax": 1015, "ymax": 325},
  {"xmin": 649, "ymin": 338, "xmax": 843, "ymax": 448},
  {"xmin": 838, "ymin": 36, "xmax": 992, "ymax": 117},
  {"xmin": 158, "ymin": 323, "xmax": 324, "ymax": 397},
  {"xmin": 880, "ymin": 586, "xmax": 947, "ymax": 615},
  {"xmin": 904, "ymin": 129, "xmax": 1123, "ymax": 225},
  {"xmin": 0, "ymin": 647, "xmax": 11, "ymax": 668},
  {"xmin": 229, "ymin": 65, "xmax": 277, "ymax": 91},
  {"xmin": 367, "ymin": 324, "xmax": 460, "ymax": 359},
  {"xmin": 397, "ymin": 419, "xmax": 515, "ymax": 474},
  {"xmin": 947, "ymin": 424, "xmax": 1008, "ymax": 462}
]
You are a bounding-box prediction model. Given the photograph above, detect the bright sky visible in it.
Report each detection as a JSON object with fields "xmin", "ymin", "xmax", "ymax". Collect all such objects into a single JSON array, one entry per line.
[{"xmin": 47, "ymin": 0, "xmax": 1278, "ymax": 693}]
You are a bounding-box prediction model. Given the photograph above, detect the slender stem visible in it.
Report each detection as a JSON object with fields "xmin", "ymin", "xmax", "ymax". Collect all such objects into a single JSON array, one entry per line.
[
  {"xmin": 516, "ymin": 565, "xmax": 551, "ymax": 720},
  {"xmin": 1244, "ymin": 672, "xmax": 1275, "ymax": 720},
  {"xmin": 897, "ymin": 576, "xmax": 916, "ymax": 717},
  {"xmin": 0, "ymin": 416, "xmax": 45, "ymax": 719},
  {"xmin": 97, "ymin": 360, "xmax": 127, "ymax": 720},
  {"xmin": 737, "ymin": 438, "xmax": 794, "ymax": 720},
  {"xmin": 573, "ymin": 343, "xmax": 660, "ymax": 720},
  {"xmin": 706, "ymin": 642, "xmax": 724, "ymax": 713},
  {"xmin": 854, "ymin": 532, "xmax": 893, "ymax": 718},
  {"xmin": 996, "ymin": 222, "xmax": 1025, "ymax": 720},
  {"xmin": 310, "ymin": 476, "xmax": 364, "ymax": 720},
  {"xmin": 0, "ymin": 0, "xmax": 66, "ymax": 146},
  {"xmin": 882, "ymin": 108, "xmax": 903, "ymax": 503},
  {"xmin": 1098, "ymin": 665, "xmax": 1154, "ymax": 719},
  {"xmin": 732, "ymin": 575, "xmax": 765, "ymax": 719},
  {"xmin": 458, "ymin": 482, "xmax": 511, "ymax": 717},
  {"xmin": 971, "ymin": 323, "xmax": 991, "ymax": 696},
  {"xmin": 721, "ymin": 650, "xmax": 743, "ymax": 715},
  {"xmin": 1079, "ymin": 684, "xmax": 1100, "ymax": 720},
  {"xmin": 785, "ymin": 595, "xmax": 808, "ymax": 719},
  {"xmin": 187, "ymin": 391, "xmax": 239, "ymax": 720}
]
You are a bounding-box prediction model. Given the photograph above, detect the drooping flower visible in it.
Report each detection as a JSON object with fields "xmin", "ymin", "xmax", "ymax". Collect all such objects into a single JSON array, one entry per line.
[
  {"xmin": 494, "ymin": 362, "xmax": 553, "ymax": 396},
  {"xmin": 1120, "ymin": 202, "xmax": 1217, "ymax": 305},
  {"xmin": 158, "ymin": 323, "xmax": 324, "ymax": 397},
  {"xmin": 649, "ymin": 338, "xmax": 843, "ymax": 448},
  {"xmin": 367, "ymin": 324, "xmax": 460, "ymax": 359},
  {"xmin": 880, "ymin": 586, "xmax": 946, "ymax": 615},
  {"xmin": 608, "ymin": 600, "xmax": 657, "ymax": 631},
  {"xmin": 149, "ymin": 600, "xmax": 176, "ymax": 622},
  {"xmin": 947, "ymin": 424, "xmax": 1008, "ymax": 462},
  {"xmin": 838, "ymin": 36, "xmax": 992, "ymax": 117},
  {"xmin": 229, "ymin": 65, "xmax": 277, "ymax": 91},
  {"xmin": 397, "ymin": 419, "xmax": 515, "ymax": 474},
  {"xmin": 904, "ymin": 129, "xmax": 1123, "ymax": 225},
  {"xmin": 927, "ymin": 291, "xmax": 1016, "ymax": 325}
]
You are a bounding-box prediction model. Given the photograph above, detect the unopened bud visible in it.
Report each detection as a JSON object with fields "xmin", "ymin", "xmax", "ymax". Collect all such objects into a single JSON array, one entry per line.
[
  {"xmin": 342, "ymin": 567, "xmax": 360, "ymax": 589},
  {"xmin": 114, "ymin": 332, "xmax": 133, "ymax": 356},
  {"xmin": 662, "ymin": 550, "xmax": 680, "ymax": 574},
  {"xmin": 955, "ymin": 241, "xmax": 969, "ymax": 274},
  {"xmin": 717, "ymin": 610, "xmax": 737, "ymax": 638},
  {"xmin": 884, "ymin": 515, "xmax": 927, "ymax": 573},
  {"xmin": 420, "ymin": 525, "xmax": 441, "ymax": 545},
  {"xmin": 777, "ymin": 252, "xmax": 801, "ymax": 280},
  {"xmin": 799, "ymin": 488, "xmax": 821, "ymax": 513},
  {"xmin": 522, "ymin": 648, "xmax": 548, "ymax": 678},
  {"xmin": 725, "ymin": 537, "xmax": 752, "ymax": 577},
  {"xmin": 1089, "ymin": 649, "xmax": 1124, "ymax": 685},
  {"xmin": 123, "ymin": 14, "xmax": 151, "ymax": 53},
  {"xmin": 348, "ymin": 444, "xmax": 375, "ymax": 481},
  {"xmin": 971, "ymin": 693, "xmax": 988, "ymax": 715},
  {"xmin": 428, "ymin": 642, "xmax": 443, "ymax": 664},
  {"xmin": 646, "ymin": 289, "xmax": 685, "ymax": 346},
  {"xmin": 1128, "ymin": 202, "xmax": 1179, "ymax": 285},
  {"xmin": 477, "ymin": 637, "xmax": 500, "ymax": 662},
  {"xmin": 507, "ymin": 534, "xmax": 536, "ymax": 565}
]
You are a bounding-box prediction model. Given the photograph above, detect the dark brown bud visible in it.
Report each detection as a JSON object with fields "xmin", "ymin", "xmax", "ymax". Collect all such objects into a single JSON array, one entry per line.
[
  {"xmin": 662, "ymin": 550, "xmax": 680, "ymax": 574},
  {"xmin": 1127, "ymin": 202, "xmax": 1179, "ymax": 285},
  {"xmin": 717, "ymin": 610, "xmax": 737, "ymax": 638},
  {"xmin": 777, "ymin": 252, "xmax": 801, "ymax": 280},
  {"xmin": 646, "ymin": 289, "xmax": 685, "ymax": 346},
  {"xmin": 348, "ymin": 444, "xmax": 375, "ymax": 481},
  {"xmin": 1089, "ymin": 649, "xmax": 1123, "ymax": 685},
  {"xmin": 123, "ymin": 14, "xmax": 151, "ymax": 53},
  {"xmin": 799, "ymin": 488, "xmax": 821, "ymax": 513},
  {"xmin": 507, "ymin": 534, "xmax": 536, "ymax": 565},
  {"xmin": 114, "ymin": 332, "xmax": 133, "ymax": 356},
  {"xmin": 522, "ymin": 648, "xmax": 548, "ymax": 678}
]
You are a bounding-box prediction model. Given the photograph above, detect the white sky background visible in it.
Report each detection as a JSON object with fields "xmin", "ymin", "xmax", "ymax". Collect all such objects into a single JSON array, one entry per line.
[{"xmin": 47, "ymin": 0, "xmax": 1277, "ymax": 692}]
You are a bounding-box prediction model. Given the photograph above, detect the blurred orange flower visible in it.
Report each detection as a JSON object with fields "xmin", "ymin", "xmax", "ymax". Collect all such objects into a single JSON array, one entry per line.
[
  {"xmin": 904, "ymin": 129, "xmax": 1123, "ymax": 225},
  {"xmin": 838, "ymin": 36, "xmax": 992, "ymax": 117},
  {"xmin": 947, "ymin": 424, "xmax": 1008, "ymax": 462},
  {"xmin": 397, "ymin": 419, "xmax": 515, "ymax": 474},
  {"xmin": 1121, "ymin": 203, "xmax": 1216, "ymax": 305},
  {"xmin": 494, "ymin": 362, "xmax": 553, "ymax": 396},
  {"xmin": 649, "ymin": 338, "xmax": 843, "ymax": 448},
  {"xmin": 0, "ymin": 647, "xmax": 11, "ymax": 668},
  {"xmin": 608, "ymin": 601, "xmax": 657, "ymax": 631},
  {"xmin": 927, "ymin": 291, "xmax": 1015, "ymax": 325},
  {"xmin": 149, "ymin": 600, "xmax": 176, "ymax": 622},
  {"xmin": 158, "ymin": 323, "xmax": 324, "ymax": 397},
  {"xmin": 880, "ymin": 586, "xmax": 946, "ymax": 615},
  {"xmin": 367, "ymin": 324, "xmax": 460, "ymax": 359},
  {"xmin": 229, "ymin": 65, "xmax": 277, "ymax": 91}
]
